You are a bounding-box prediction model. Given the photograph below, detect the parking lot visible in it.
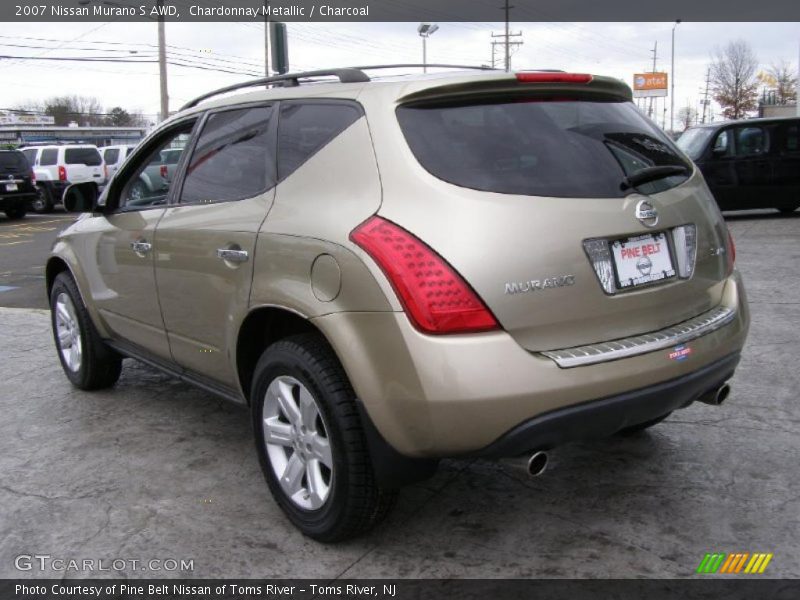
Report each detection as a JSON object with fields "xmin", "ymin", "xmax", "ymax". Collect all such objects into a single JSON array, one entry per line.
[{"xmin": 0, "ymin": 209, "xmax": 798, "ymax": 579}]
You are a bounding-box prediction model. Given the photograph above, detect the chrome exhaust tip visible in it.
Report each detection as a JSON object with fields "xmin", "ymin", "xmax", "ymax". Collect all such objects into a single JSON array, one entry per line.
[
  {"xmin": 500, "ymin": 450, "xmax": 549, "ymax": 478},
  {"xmin": 698, "ymin": 383, "xmax": 730, "ymax": 406},
  {"xmin": 527, "ymin": 451, "xmax": 548, "ymax": 477}
]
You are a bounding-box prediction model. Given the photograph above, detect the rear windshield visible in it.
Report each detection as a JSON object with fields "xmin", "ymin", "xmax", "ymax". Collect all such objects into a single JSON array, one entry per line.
[
  {"xmin": 65, "ymin": 147, "xmax": 102, "ymax": 166},
  {"xmin": 0, "ymin": 151, "xmax": 27, "ymax": 171},
  {"xmin": 676, "ymin": 128, "xmax": 714, "ymax": 160},
  {"xmin": 397, "ymin": 98, "xmax": 692, "ymax": 198}
]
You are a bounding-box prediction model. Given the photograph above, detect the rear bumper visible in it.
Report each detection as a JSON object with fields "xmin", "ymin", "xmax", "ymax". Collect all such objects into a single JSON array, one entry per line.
[
  {"xmin": 474, "ymin": 352, "xmax": 739, "ymax": 458},
  {"xmin": 0, "ymin": 193, "xmax": 37, "ymax": 207},
  {"xmin": 313, "ymin": 271, "xmax": 749, "ymax": 458}
]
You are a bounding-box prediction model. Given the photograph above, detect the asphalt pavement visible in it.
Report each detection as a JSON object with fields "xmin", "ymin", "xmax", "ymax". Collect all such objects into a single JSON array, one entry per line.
[{"xmin": 0, "ymin": 209, "xmax": 798, "ymax": 579}]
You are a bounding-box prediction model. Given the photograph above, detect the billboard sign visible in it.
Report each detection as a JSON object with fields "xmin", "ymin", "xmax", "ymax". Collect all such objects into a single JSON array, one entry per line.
[
  {"xmin": 633, "ymin": 72, "xmax": 668, "ymax": 97},
  {"xmin": 0, "ymin": 113, "xmax": 56, "ymax": 126}
]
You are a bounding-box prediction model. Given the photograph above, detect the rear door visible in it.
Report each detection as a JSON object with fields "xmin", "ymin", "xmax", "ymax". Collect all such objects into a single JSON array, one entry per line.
[
  {"xmin": 773, "ymin": 121, "xmax": 800, "ymax": 209},
  {"xmin": 154, "ymin": 104, "xmax": 277, "ymax": 387},
  {"xmin": 730, "ymin": 124, "xmax": 774, "ymax": 209},
  {"xmin": 386, "ymin": 91, "xmax": 731, "ymax": 352},
  {"xmin": 64, "ymin": 146, "xmax": 104, "ymax": 185}
]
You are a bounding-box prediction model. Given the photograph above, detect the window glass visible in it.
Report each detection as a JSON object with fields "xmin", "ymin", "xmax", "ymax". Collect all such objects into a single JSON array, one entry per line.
[
  {"xmin": 180, "ymin": 106, "xmax": 274, "ymax": 205},
  {"xmin": 783, "ymin": 125, "xmax": 798, "ymax": 152},
  {"xmin": 40, "ymin": 149, "xmax": 58, "ymax": 166},
  {"xmin": 676, "ymin": 128, "xmax": 713, "ymax": 160},
  {"xmin": 277, "ymin": 102, "xmax": 362, "ymax": 181},
  {"xmin": 117, "ymin": 124, "xmax": 194, "ymax": 210},
  {"xmin": 397, "ymin": 98, "xmax": 691, "ymax": 198},
  {"xmin": 65, "ymin": 147, "xmax": 102, "ymax": 166},
  {"xmin": 103, "ymin": 148, "xmax": 120, "ymax": 164},
  {"xmin": 712, "ymin": 131, "xmax": 731, "ymax": 156},
  {"xmin": 21, "ymin": 149, "xmax": 37, "ymax": 166},
  {"xmin": 733, "ymin": 127, "xmax": 769, "ymax": 157},
  {"xmin": 0, "ymin": 151, "xmax": 27, "ymax": 170}
]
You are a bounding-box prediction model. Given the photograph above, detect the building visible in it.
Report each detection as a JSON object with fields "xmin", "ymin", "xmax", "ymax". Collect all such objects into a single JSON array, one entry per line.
[{"xmin": 0, "ymin": 124, "xmax": 149, "ymax": 148}]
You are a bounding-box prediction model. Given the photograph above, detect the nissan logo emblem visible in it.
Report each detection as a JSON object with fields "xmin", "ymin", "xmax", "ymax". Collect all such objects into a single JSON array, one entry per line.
[{"xmin": 635, "ymin": 199, "xmax": 659, "ymax": 228}]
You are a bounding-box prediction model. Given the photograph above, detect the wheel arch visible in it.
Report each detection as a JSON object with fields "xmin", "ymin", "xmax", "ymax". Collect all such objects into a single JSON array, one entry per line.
[{"xmin": 235, "ymin": 305, "xmax": 323, "ymax": 405}]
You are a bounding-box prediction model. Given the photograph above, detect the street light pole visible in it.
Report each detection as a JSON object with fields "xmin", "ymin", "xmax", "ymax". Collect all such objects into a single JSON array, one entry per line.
[
  {"xmin": 157, "ymin": 0, "xmax": 169, "ymax": 122},
  {"xmin": 670, "ymin": 19, "xmax": 681, "ymax": 135},
  {"xmin": 417, "ymin": 23, "xmax": 439, "ymax": 74}
]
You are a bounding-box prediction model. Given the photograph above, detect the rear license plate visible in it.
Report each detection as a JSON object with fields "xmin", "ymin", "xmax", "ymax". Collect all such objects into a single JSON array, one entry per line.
[
  {"xmin": 5, "ymin": 183, "xmax": 18, "ymax": 191},
  {"xmin": 611, "ymin": 232, "xmax": 675, "ymax": 289}
]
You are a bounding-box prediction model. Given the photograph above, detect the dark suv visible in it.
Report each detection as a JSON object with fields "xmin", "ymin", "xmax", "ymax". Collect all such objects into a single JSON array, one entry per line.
[{"xmin": 0, "ymin": 150, "xmax": 36, "ymax": 220}]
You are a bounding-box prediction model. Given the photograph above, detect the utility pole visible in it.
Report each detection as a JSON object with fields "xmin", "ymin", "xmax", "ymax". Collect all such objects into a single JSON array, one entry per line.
[
  {"xmin": 157, "ymin": 0, "xmax": 168, "ymax": 122},
  {"xmin": 670, "ymin": 20, "xmax": 681, "ymax": 134},
  {"xmin": 263, "ymin": 0, "xmax": 270, "ymax": 76},
  {"xmin": 492, "ymin": 0, "xmax": 522, "ymax": 72},
  {"xmin": 648, "ymin": 41, "xmax": 658, "ymax": 118},
  {"xmin": 700, "ymin": 68, "xmax": 711, "ymax": 123},
  {"xmin": 797, "ymin": 40, "xmax": 800, "ymax": 116}
]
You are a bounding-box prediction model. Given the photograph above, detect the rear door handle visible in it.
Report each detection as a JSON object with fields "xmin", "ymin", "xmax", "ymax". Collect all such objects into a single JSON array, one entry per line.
[
  {"xmin": 130, "ymin": 240, "xmax": 152, "ymax": 256},
  {"xmin": 216, "ymin": 248, "xmax": 249, "ymax": 263}
]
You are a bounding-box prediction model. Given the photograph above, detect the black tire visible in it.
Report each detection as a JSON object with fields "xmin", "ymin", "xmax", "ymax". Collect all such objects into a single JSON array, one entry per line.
[
  {"xmin": 4, "ymin": 205, "xmax": 26, "ymax": 220},
  {"xmin": 779, "ymin": 206, "xmax": 798, "ymax": 214},
  {"xmin": 616, "ymin": 412, "xmax": 672, "ymax": 436},
  {"xmin": 50, "ymin": 272, "xmax": 122, "ymax": 390},
  {"xmin": 251, "ymin": 333, "xmax": 397, "ymax": 542},
  {"xmin": 32, "ymin": 187, "xmax": 54, "ymax": 213}
]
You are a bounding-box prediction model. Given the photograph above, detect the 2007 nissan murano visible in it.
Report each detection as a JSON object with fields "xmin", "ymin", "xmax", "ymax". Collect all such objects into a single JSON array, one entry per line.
[{"xmin": 47, "ymin": 67, "xmax": 749, "ymax": 541}]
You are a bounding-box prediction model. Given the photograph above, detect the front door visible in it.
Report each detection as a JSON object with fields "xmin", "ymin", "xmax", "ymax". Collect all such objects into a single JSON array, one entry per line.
[
  {"xmin": 89, "ymin": 121, "xmax": 197, "ymax": 359},
  {"xmin": 154, "ymin": 104, "xmax": 277, "ymax": 387}
]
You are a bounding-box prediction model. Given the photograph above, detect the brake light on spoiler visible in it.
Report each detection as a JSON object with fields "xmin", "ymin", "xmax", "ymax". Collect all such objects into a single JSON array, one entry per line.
[
  {"xmin": 515, "ymin": 72, "xmax": 593, "ymax": 84},
  {"xmin": 350, "ymin": 216, "xmax": 499, "ymax": 335}
]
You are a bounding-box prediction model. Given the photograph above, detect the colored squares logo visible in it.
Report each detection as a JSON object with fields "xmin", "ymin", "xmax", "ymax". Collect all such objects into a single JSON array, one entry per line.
[{"xmin": 696, "ymin": 552, "xmax": 773, "ymax": 574}]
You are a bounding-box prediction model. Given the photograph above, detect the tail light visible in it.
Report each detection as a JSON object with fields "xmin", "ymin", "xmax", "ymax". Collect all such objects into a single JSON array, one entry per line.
[
  {"xmin": 350, "ymin": 216, "xmax": 499, "ymax": 334},
  {"xmin": 30, "ymin": 169, "xmax": 36, "ymax": 184},
  {"xmin": 726, "ymin": 228, "xmax": 736, "ymax": 275},
  {"xmin": 160, "ymin": 165, "xmax": 168, "ymax": 179},
  {"xmin": 58, "ymin": 166, "xmax": 67, "ymax": 181},
  {"xmin": 672, "ymin": 224, "xmax": 697, "ymax": 279},
  {"xmin": 104, "ymin": 164, "xmax": 108, "ymax": 179},
  {"xmin": 516, "ymin": 72, "xmax": 593, "ymax": 84}
]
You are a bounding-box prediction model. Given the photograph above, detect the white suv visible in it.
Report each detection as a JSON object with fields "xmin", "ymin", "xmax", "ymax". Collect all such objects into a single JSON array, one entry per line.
[{"xmin": 21, "ymin": 144, "xmax": 105, "ymax": 213}]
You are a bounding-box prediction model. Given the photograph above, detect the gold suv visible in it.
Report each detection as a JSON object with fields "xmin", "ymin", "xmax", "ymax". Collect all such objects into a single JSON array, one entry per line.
[{"xmin": 47, "ymin": 67, "xmax": 749, "ymax": 541}]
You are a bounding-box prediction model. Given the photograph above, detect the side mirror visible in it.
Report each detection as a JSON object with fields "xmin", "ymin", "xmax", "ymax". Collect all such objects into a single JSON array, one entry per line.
[{"xmin": 62, "ymin": 183, "xmax": 98, "ymax": 213}]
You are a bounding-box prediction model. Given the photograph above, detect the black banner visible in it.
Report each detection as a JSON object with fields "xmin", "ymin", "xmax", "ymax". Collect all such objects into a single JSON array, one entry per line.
[
  {"xmin": 3, "ymin": 0, "xmax": 800, "ymax": 22},
  {"xmin": 2, "ymin": 579, "xmax": 800, "ymax": 600}
]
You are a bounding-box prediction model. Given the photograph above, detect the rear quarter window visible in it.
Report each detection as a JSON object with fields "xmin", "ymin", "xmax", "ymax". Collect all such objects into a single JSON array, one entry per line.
[
  {"xmin": 397, "ymin": 98, "xmax": 691, "ymax": 198},
  {"xmin": 40, "ymin": 149, "xmax": 58, "ymax": 166},
  {"xmin": 0, "ymin": 151, "xmax": 27, "ymax": 171},
  {"xmin": 103, "ymin": 148, "xmax": 120, "ymax": 164},
  {"xmin": 65, "ymin": 147, "xmax": 102, "ymax": 166},
  {"xmin": 277, "ymin": 101, "xmax": 362, "ymax": 181}
]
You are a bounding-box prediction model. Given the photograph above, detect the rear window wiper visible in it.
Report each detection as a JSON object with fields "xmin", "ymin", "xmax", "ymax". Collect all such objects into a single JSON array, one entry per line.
[{"xmin": 621, "ymin": 165, "xmax": 690, "ymax": 191}]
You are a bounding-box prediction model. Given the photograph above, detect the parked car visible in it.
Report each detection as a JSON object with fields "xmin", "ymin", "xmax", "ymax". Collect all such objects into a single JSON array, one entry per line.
[
  {"xmin": 677, "ymin": 117, "xmax": 800, "ymax": 213},
  {"xmin": 101, "ymin": 145, "xmax": 137, "ymax": 179},
  {"xmin": 0, "ymin": 149, "xmax": 37, "ymax": 219},
  {"xmin": 47, "ymin": 67, "xmax": 749, "ymax": 541},
  {"xmin": 21, "ymin": 144, "xmax": 105, "ymax": 213}
]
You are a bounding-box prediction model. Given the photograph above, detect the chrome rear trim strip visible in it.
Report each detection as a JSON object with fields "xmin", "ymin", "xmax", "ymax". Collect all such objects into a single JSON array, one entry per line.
[{"xmin": 540, "ymin": 306, "xmax": 736, "ymax": 368}]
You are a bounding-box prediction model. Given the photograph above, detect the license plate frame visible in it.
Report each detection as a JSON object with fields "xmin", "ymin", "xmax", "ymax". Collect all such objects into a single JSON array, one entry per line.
[
  {"xmin": 5, "ymin": 183, "xmax": 18, "ymax": 192},
  {"xmin": 611, "ymin": 231, "xmax": 676, "ymax": 290}
]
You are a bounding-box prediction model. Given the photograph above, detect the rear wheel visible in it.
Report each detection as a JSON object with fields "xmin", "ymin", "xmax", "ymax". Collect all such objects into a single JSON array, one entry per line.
[
  {"xmin": 32, "ymin": 187, "xmax": 54, "ymax": 213},
  {"xmin": 4, "ymin": 205, "xmax": 26, "ymax": 220},
  {"xmin": 50, "ymin": 272, "xmax": 122, "ymax": 390},
  {"xmin": 616, "ymin": 412, "xmax": 672, "ymax": 436},
  {"xmin": 251, "ymin": 333, "xmax": 397, "ymax": 542}
]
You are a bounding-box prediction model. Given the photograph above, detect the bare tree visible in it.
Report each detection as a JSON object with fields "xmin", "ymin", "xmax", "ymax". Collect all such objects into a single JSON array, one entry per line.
[
  {"xmin": 710, "ymin": 40, "xmax": 759, "ymax": 120},
  {"xmin": 765, "ymin": 61, "xmax": 798, "ymax": 105},
  {"xmin": 677, "ymin": 105, "xmax": 697, "ymax": 130},
  {"xmin": 41, "ymin": 95, "xmax": 105, "ymax": 126}
]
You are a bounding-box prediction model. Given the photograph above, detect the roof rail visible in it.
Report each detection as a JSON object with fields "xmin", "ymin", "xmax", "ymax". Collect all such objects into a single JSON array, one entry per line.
[
  {"xmin": 351, "ymin": 63, "xmax": 498, "ymax": 72},
  {"xmin": 180, "ymin": 68, "xmax": 371, "ymax": 110}
]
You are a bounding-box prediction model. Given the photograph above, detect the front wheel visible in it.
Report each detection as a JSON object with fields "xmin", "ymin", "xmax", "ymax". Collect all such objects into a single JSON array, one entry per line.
[
  {"xmin": 50, "ymin": 272, "xmax": 122, "ymax": 390},
  {"xmin": 251, "ymin": 334, "xmax": 397, "ymax": 542},
  {"xmin": 4, "ymin": 205, "xmax": 26, "ymax": 219}
]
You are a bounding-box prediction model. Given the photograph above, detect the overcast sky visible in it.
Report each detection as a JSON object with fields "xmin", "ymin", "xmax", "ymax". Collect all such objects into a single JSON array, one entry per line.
[{"xmin": 1, "ymin": 21, "xmax": 798, "ymax": 129}]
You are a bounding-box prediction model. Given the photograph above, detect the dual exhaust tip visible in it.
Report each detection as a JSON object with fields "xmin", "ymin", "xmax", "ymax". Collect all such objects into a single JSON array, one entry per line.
[{"xmin": 499, "ymin": 383, "xmax": 730, "ymax": 479}]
